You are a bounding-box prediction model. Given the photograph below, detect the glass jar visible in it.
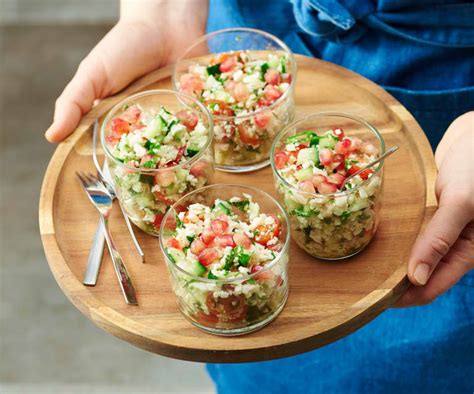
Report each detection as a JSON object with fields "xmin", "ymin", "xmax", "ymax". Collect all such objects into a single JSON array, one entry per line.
[
  {"xmin": 101, "ymin": 89, "xmax": 214, "ymax": 236},
  {"xmin": 173, "ymin": 28, "xmax": 296, "ymax": 172},
  {"xmin": 159, "ymin": 184, "xmax": 290, "ymax": 335},
  {"xmin": 271, "ymin": 113, "xmax": 385, "ymax": 260}
]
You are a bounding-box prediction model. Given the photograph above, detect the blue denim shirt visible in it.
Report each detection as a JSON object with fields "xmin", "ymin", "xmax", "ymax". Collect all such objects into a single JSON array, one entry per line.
[{"xmin": 206, "ymin": 1, "xmax": 474, "ymax": 393}]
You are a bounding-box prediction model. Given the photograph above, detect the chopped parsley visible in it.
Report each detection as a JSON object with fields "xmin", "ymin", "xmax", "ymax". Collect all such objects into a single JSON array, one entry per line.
[
  {"xmin": 206, "ymin": 63, "xmax": 221, "ymax": 76},
  {"xmin": 142, "ymin": 160, "xmax": 156, "ymax": 169},
  {"xmin": 208, "ymin": 271, "xmax": 218, "ymax": 280},
  {"xmin": 341, "ymin": 211, "xmax": 351, "ymax": 224},
  {"xmin": 186, "ymin": 147, "xmax": 200, "ymax": 157},
  {"xmin": 229, "ymin": 199, "xmax": 250, "ymax": 212}
]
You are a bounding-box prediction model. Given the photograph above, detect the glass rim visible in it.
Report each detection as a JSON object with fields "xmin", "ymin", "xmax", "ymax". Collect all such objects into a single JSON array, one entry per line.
[
  {"xmin": 270, "ymin": 112, "xmax": 386, "ymax": 198},
  {"xmin": 171, "ymin": 27, "xmax": 297, "ymax": 121},
  {"xmin": 159, "ymin": 183, "xmax": 291, "ymax": 284},
  {"xmin": 100, "ymin": 89, "xmax": 214, "ymax": 174}
]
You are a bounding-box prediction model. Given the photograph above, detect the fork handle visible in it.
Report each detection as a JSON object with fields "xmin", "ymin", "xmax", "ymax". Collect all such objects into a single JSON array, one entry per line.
[
  {"xmin": 100, "ymin": 216, "xmax": 138, "ymax": 305},
  {"xmin": 83, "ymin": 219, "xmax": 106, "ymax": 286}
]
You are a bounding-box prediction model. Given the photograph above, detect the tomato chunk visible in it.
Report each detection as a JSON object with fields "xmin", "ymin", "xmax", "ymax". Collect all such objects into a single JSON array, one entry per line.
[
  {"xmin": 233, "ymin": 233, "xmax": 252, "ymax": 250},
  {"xmin": 211, "ymin": 219, "xmax": 228, "ymax": 235},
  {"xmin": 274, "ymin": 151, "xmax": 289, "ymax": 170},
  {"xmin": 122, "ymin": 106, "xmax": 141, "ymax": 124},
  {"xmin": 213, "ymin": 235, "xmax": 236, "ymax": 248},
  {"xmin": 198, "ymin": 248, "xmax": 220, "ymax": 266},
  {"xmin": 319, "ymin": 148, "xmax": 333, "ymax": 166},
  {"xmin": 264, "ymin": 69, "xmax": 281, "ymax": 85},
  {"xmin": 190, "ymin": 238, "xmax": 206, "ymax": 255},
  {"xmin": 254, "ymin": 109, "xmax": 272, "ymax": 129},
  {"xmin": 111, "ymin": 118, "xmax": 129, "ymax": 134},
  {"xmin": 166, "ymin": 237, "xmax": 181, "ymax": 250},
  {"xmin": 176, "ymin": 110, "xmax": 198, "ymax": 130},
  {"xmin": 201, "ymin": 229, "xmax": 216, "ymax": 245},
  {"xmin": 317, "ymin": 181, "xmax": 338, "ymax": 194},
  {"xmin": 263, "ymin": 85, "xmax": 282, "ymax": 101},
  {"xmin": 233, "ymin": 82, "xmax": 249, "ymax": 101}
]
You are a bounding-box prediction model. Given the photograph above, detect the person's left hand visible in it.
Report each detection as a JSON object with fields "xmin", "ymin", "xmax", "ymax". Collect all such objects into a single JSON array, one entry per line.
[{"xmin": 395, "ymin": 111, "xmax": 474, "ymax": 307}]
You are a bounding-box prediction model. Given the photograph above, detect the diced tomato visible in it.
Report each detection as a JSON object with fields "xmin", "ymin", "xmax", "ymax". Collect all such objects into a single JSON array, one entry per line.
[
  {"xmin": 274, "ymin": 151, "xmax": 289, "ymax": 170},
  {"xmin": 206, "ymin": 292, "xmax": 248, "ymax": 323},
  {"xmin": 251, "ymin": 265, "xmax": 275, "ymax": 282},
  {"xmin": 317, "ymin": 181, "xmax": 338, "ymax": 194},
  {"xmin": 201, "ymin": 229, "xmax": 216, "ymax": 245},
  {"xmin": 350, "ymin": 137, "xmax": 362, "ymax": 151},
  {"xmin": 153, "ymin": 191, "xmax": 174, "ymax": 205},
  {"xmin": 332, "ymin": 153, "xmax": 345, "ymax": 168},
  {"xmin": 335, "ymin": 138, "xmax": 352, "ymax": 155},
  {"xmin": 106, "ymin": 132, "xmax": 121, "ymax": 144},
  {"xmin": 257, "ymin": 97, "xmax": 272, "ymax": 107},
  {"xmin": 348, "ymin": 165, "xmax": 374, "ymax": 179},
  {"xmin": 264, "ymin": 69, "xmax": 281, "ymax": 85},
  {"xmin": 122, "ymin": 106, "xmax": 141, "ymax": 124},
  {"xmin": 154, "ymin": 171, "xmax": 176, "ymax": 187},
  {"xmin": 190, "ymin": 238, "xmax": 206, "ymax": 255},
  {"xmin": 176, "ymin": 110, "xmax": 198, "ymax": 130},
  {"xmin": 333, "ymin": 128, "xmax": 344, "ymax": 140},
  {"xmin": 254, "ymin": 108, "xmax": 272, "ymax": 129},
  {"xmin": 198, "ymin": 248, "xmax": 220, "ymax": 266},
  {"xmin": 298, "ymin": 180, "xmax": 316, "ymax": 193},
  {"xmin": 130, "ymin": 122, "xmax": 146, "ymax": 131},
  {"xmin": 211, "ymin": 219, "xmax": 228, "ymax": 235},
  {"xmin": 319, "ymin": 148, "xmax": 333, "ymax": 166},
  {"xmin": 327, "ymin": 173, "xmax": 346, "ymax": 188},
  {"xmin": 111, "ymin": 117, "xmax": 129, "ymax": 134},
  {"xmin": 233, "ymin": 233, "xmax": 252, "ymax": 250},
  {"xmin": 195, "ymin": 311, "xmax": 219, "ymax": 326},
  {"xmin": 254, "ymin": 214, "xmax": 281, "ymax": 246},
  {"xmin": 311, "ymin": 174, "xmax": 326, "ymax": 188},
  {"xmin": 190, "ymin": 160, "xmax": 209, "ymax": 177},
  {"xmin": 216, "ymin": 214, "xmax": 229, "ymax": 223},
  {"xmin": 267, "ymin": 242, "xmax": 283, "ymax": 252},
  {"xmin": 213, "ymin": 235, "xmax": 235, "ymax": 248},
  {"xmin": 282, "ymin": 74, "xmax": 292, "ymax": 84},
  {"xmin": 204, "ymin": 100, "xmax": 235, "ymax": 116},
  {"xmin": 219, "ymin": 56, "xmax": 238, "ymax": 73},
  {"xmin": 238, "ymin": 124, "xmax": 261, "ymax": 147},
  {"xmin": 233, "ymin": 82, "xmax": 249, "ymax": 101},
  {"xmin": 263, "ymin": 85, "xmax": 283, "ymax": 101},
  {"xmin": 179, "ymin": 73, "xmax": 204, "ymax": 95},
  {"xmin": 361, "ymin": 141, "xmax": 377, "ymax": 155},
  {"xmin": 166, "ymin": 237, "xmax": 181, "ymax": 250},
  {"xmin": 153, "ymin": 214, "xmax": 164, "ymax": 229}
]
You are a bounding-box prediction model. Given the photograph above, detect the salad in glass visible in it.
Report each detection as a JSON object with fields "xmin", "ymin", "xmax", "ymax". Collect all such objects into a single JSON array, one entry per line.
[
  {"xmin": 101, "ymin": 89, "xmax": 214, "ymax": 236},
  {"xmin": 173, "ymin": 28, "xmax": 296, "ymax": 172},
  {"xmin": 271, "ymin": 113, "xmax": 385, "ymax": 260},
  {"xmin": 160, "ymin": 184, "xmax": 290, "ymax": 335}
]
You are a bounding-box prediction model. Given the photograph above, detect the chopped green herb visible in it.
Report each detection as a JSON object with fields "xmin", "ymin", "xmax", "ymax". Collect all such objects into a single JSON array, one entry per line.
[
  {"xmin": 186, "ymin": 235, "xmax": 196, "ymax": 243},
  {"xmin": 187, "ymin": 147, "xmax": 200, "ymax": 157},
  {"xmin": 229, "ymin": 199, "xmax": 250, "ymax": 212},
  {"xmin": 223, "ymin": 248, "xmax": 236, "ymax": 270},
  {"xmin": 143, "ymin": 160, "xmax": 156, "ymax": 169},
  {"xmin": 144, "ymin": 139, "xmax": 160, "ymax": 152},
  {"xmin": 217, "ymin": 202, "xmax": 232, "ymax": 215},
  {"xmin": 293, "ymin": 207, "xmax": 319, "ymax": 217},
  {"xmin": 287, "ymin": 130, "xmax": 319, "ymax": 145},
  {"xmin": 341, "ymin": 211, "xmax": 351, "ymax": 224},
  {"xmin": 260, "ymin": 63, "xmax": 269, "ymax": 80},
  {"xmin": 166, "ymin": 119, "xmax": 178, "ymax": 135},
  {"xmin": 175, "ymin": 213, "xmax": 184, "ymax": 228},
  {"xmin": 208, "ymin": 271, "xmax": 218, "ymax": 280},
  {"xmin": 165, "ymin": 249, "xmax": 175, "ymax": 264},
  {"xmin": 206, "ymin": 63, "xmax": 221, "ymax": 76},
  {"xmin": 247, "ymin": 279, "xmax": 256, "ymax": 285},
  {"xmin": 280, "ymin": 57, "xmax": 287, "ymax": 73}
]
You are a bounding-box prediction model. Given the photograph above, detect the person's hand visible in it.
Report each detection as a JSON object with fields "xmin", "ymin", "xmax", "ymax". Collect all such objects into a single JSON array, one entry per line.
[
  {"xmin": 45, "ymin": 0, "xmax": 208, "ymax": 143},
  {"xmin": 396, "ymin": 111, "xmax": 474, "ymax": 307}
]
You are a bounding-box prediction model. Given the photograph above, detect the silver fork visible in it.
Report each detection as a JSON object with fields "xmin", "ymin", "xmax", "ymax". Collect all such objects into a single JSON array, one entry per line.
[
  {"xmin": 83, "ymin": 121, "xmax": 145, "ymax": 287},
  {"xmin": 76, "ymin": 171, "xmax": 138, "ymax": 305}
]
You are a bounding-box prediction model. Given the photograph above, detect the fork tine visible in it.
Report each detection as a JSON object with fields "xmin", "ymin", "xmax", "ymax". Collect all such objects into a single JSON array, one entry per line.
[{"xmin": 76, "ymin": 171, "xmax": 89, "ymax": 188}]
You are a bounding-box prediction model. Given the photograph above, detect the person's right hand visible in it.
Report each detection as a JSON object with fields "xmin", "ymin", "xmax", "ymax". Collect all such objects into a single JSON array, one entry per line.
[{"xmin": 45, "ymin": 0, "xmax": 208, "ymax": 143}]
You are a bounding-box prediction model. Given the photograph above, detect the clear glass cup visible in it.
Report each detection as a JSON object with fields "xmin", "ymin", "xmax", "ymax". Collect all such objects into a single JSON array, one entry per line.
[
  {"xmin": 159, "ymin": 184, "xmax": 290, "ymax": 336},
  {"xmin": 270, "ymin": 113, "xmax": 385, "ymax": 260},
  {"xmin": 172, "ymin": 28, "xmax": 296, "ymax": 173},
  {"xmin": 101, "ymin": 89, "xmax": 215, "ymax": 236}
]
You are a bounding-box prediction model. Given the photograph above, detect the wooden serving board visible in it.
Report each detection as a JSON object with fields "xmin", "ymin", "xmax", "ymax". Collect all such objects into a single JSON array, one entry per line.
[{"xmin": 39, "ymin": 55, "xmax": 437, "ymax": 363}]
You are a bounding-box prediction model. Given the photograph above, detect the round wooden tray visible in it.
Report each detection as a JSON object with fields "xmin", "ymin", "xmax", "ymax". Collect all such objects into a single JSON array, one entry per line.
[{"xmin": 39, "ymin": 55, "xmax": 437, "ymax": 363}]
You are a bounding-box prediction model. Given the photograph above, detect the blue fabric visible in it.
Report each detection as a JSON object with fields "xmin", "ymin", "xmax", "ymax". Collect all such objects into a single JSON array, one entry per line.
[{"xmin": 206, "ymin": 1, "xmax": 474, "ymax": 392}]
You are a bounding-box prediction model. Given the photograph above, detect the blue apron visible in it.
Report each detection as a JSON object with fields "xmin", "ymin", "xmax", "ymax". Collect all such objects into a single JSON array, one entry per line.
[{"xmin": 206, "ymin": 1, "xmax": 474, "ymax": 392}]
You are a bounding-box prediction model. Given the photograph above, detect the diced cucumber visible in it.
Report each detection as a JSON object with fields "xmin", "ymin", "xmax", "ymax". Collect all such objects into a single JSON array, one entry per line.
[
  {"xmin": 213, "ymin": 200, "xmax": 232, "ymax": 215},
  {"xmin": 295, "ymin": 167, "xmax": 313, "ymax": 181},
  {"xmin": 284, "ymin": 194, "xmax": 302, "ymax": 211},
  {"xmin": 297, "ymin": 147, "xmax": 318, "ymax": 165},
  {"xmin": 268, "ymin": 54, "xmax": 279, "ymax": 69},
  {"xmin": 175, "ymin": 168, "xmax": 188, "ymax": 182},
  {"xmin": 189, "ymin": 261, "xmax": 207, "ymax": 277},
  {"xmin": 319, "ymin": 135, "xmax": 337, "ymax": 149},
  {"xmin": 166, "ymin": 247, "xmax": 185, "ymax": 264}
]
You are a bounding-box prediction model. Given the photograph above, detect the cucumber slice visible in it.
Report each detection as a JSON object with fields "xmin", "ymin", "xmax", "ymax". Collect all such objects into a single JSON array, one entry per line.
[
  {"xmin": 295, "ymin": 167, "xmax": 313, "ymax": 181},
  {"xmin": 319, "ymin": 135, "xmax": 337, "ymax": 149},
  {"xmin": 297, "ymin": 147, "xmax": 318, "ymax": 165},
  {"xmin": 166, "ymin": 247, "xmax": 185, "ymax": 264}
]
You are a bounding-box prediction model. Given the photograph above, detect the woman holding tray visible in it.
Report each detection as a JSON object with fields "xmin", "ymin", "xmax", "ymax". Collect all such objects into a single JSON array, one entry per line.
[{"xmin": 45, "ymin": 0, "xmax": 474, "ymax": 392}]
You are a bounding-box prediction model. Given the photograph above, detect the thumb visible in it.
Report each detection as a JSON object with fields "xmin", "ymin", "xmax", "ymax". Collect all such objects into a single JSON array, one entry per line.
[
  {"xmin": 407, "ymin": 198, "xmax": 469, "ymax": 286},
  {"xmin": 45, "ymin": 62, "xmax": 101, "ymax": 143}
]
